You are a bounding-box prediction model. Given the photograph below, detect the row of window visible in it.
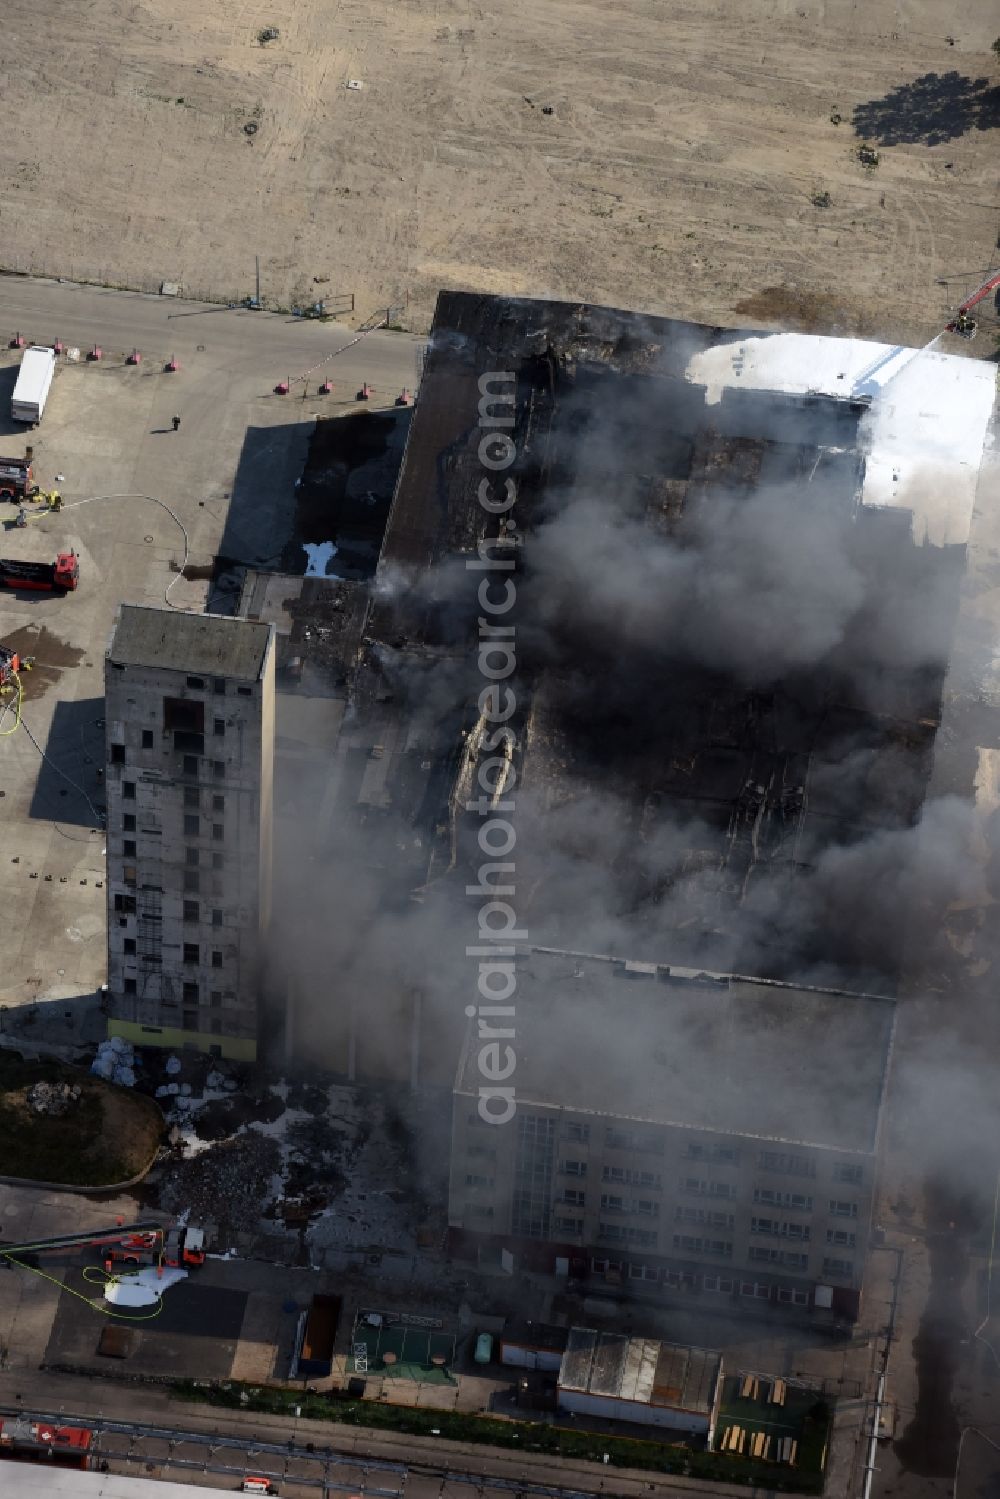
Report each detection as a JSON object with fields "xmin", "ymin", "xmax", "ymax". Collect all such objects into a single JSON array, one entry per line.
[
  {"xmin": 761, "ymin": 1155, "xmax": 862, "ymax": 1185},
  {"xmin": 673, "ymin": 1235, "xmax": 732, "ymax": 1258},
  {"xmin": 117, "ymin": 753, "xmax": 229, "ymax": 785},
  {"xmin": 602, "ymin": 1166, "xmax": 662, "ymax": 1188},
  {"xmin": 567, "ymin": 1124, "xmax": 739, "ymax": 1163},
  {"xmin": 183, "ymin": 817, "xmax": 226, "ymax": 839},
  {"xmin": 121, "ymin": 853, "xmax": 223, "ymax": 893},
  {"xmin": 117, "ymin": 898, "xmax": 224, "ymax": 927},
  {"xmin": 546, "ymin": 1195, "xmax": 855, "ymax": 1245},
  {"xmin": 460, "ymin": 1209, "xmax": 856, "ymax": 1284},
  {"xmin": 748, "ymin": 1246, "xmax": 809, "ymax": 1270},
  {"xmin": 686, "ymin": 1143, "xmax": 739, "ymax": 1164},
  {"xmin": 185, "ymin": 787, "xmax": 227, "ymax": 812},
  {"xmin": 560, "ymin": 1127, "xmax": 862, "ymax": 1186},
  {"xmin": 681, "ymin": 1177, "xmax": 736, "ymax": 1199},
  {"xmin": 460, "ymin": 1217, "xmax": 856, "ymax": 1285},
  {"xmin": 676, "ymin": 1207, "xmax": 735, "ymax": 1230},
  {"xmin": 183, "ymin": 674, "xmax": 252, "ymax": 698},
  {"xmin": 112, "ymin": 718, "xmax": 230, "ymax": 764},
  {"xmin": 699, "ymin": 1275, "xmax": 810, "ymax": 1306},
  {"xmin": 186, "ymin": 847, "xmax": 226, "ymax": 868},
  {"xmin": 122, "ymin": 769, "xmax": 228, "ymax": 803},
  {"xmin": 758, "ymin": 1152, "xmax": 815, "ymax": 1178},
  {"xmin": 118, "ymin": 979, "xmax": 229, "ymax": 1006},
  {"xmin": 118, "ymin": 938, "xmax": 227, "ymax": 968},
  {"xmin": 122, "ymin": 805, "xmax": 227, "ymax": 846},
  {"xmin": 499, "ymin": 1218, "xmax": 852, "ymax": 1273},
  {"xmin": 605, "ymin": 1128, "xmax": 664, "ymax": 1155},
  {"xmin": 597, "ymin": 1223, "xmax": 658, "ymax": 1247},
  {"xmin": 558, "ymin": 1196, "xmax": 856, "ymax": 1242},
  {"xmin": 477, "ymin": 1161, "xmax": 862, "ymax": 1223},
  {"xmin": 569, "ymin": 1131, "xmax": 731, "ymax": 1165},
  {"xmin": 754, "ymin": 1188, "xmax": 814, "ymax": 1212},
  {"xmin": 562, "ymin": 1186, "xmax": 661, "ymax": 1209},
  {"xmin": 122, "ymin": 813, "xmax": 228, "ymax": 845},
  {"xmin": 750, "ymin": 1217, "xmax": 810, "ymax": 1241},
  {"xmin": 588, "ymin": 1260, "xmax": 813, "ymax": 1304},
  {"xmin": 598, "ymin": 1195, "xmax": 659, "ymax": 1216},
  {"xmin": 681, "ymin": 1178, "xmax": 861, "ymax": 1210},
  {"xmin": 184, "ymin": 902, "xmax": 224, "ymax": 926},
  {"xmin": 116, "ymin": 878, "xmax": 226, "ymax": 910}
]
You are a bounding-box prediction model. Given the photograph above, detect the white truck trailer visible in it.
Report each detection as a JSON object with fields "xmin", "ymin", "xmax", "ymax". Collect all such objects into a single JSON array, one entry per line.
[{"xmin": 11, "ymin": 346, "xmax": 57, "ymax": 424}]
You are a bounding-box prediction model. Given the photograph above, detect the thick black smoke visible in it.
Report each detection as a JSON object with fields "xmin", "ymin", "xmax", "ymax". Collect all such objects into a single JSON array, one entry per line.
[{"xmin": 273, "ymin": 346, "xmax": 986, "ymax": 1128}]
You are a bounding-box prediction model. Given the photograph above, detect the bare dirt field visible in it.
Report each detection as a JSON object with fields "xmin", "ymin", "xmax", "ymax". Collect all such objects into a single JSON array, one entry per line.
[{"xmin": 0, "ymin": 0, "xmax": 997, "ymax": 339}]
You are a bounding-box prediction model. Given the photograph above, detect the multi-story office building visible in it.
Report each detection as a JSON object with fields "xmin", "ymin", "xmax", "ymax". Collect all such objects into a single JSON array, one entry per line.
[
  {"xmin": 449, "ymin": 949, "xmax": 895, "ymax": 1320},
  {"xmin": 104, "ymin": 605, "xmax": 275, "ymax": 1060}
]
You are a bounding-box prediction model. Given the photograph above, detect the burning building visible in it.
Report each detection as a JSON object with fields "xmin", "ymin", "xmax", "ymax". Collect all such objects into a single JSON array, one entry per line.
[
  {"xmin": 449, "ymin": 949, "xmax": 894, "ymax": 1318},
  {"xmin": 256, "ymin": 291, "xmax": 995, "ymax": 1314}
]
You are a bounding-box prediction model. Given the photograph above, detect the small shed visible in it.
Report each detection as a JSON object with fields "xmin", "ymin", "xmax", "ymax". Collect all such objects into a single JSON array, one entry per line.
[
  {"xmin": 557, "ymin": 1327, "xmax": 722, "ymax": 1438},
  {"xmin": 500, "ymin": 1320, "xmax": 569, "ymax": 1372}
]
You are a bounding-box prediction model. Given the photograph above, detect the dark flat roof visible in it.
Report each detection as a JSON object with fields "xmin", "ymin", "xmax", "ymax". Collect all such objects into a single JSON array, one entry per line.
[
  {"xmin": 238, "ymin": 570, "xmax": 369, "ymax": 693},
  {"xmin": 502, "ymin": 1321, "xmax": 569, "ymax": 1354},
  {"xmin": 457, "ymin": 948, "xmax": 895, "ymax": 1154},
  {"xmin": 108, "ymin": 605, "xmax": 272, "ymax": 682}
]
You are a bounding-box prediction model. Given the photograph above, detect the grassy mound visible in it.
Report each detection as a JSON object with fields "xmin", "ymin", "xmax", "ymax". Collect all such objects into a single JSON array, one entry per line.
[{"xmin": 0, "ymin": 1052, "xmax": 163, "ymax": 1186}]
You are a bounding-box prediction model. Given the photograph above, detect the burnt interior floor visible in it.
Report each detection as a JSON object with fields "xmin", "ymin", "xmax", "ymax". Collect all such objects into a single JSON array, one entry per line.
[{"xmin": 256, "ymin": 293, "xmax": 974, "ymax": 1075}]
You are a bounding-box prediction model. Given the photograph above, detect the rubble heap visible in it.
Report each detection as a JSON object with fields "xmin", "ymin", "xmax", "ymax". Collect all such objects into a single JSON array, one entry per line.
[
  {"xmin": 159, "ymin": 1132, "xmax": 282, "ymax": 1237},
  {"xmin": 26, "ymin": 1080, "xmax": 81, "ymax": 1116}
]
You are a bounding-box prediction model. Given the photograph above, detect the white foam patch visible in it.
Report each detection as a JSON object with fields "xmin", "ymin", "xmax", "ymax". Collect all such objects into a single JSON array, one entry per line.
[
  {"xmin": 105, "ymin": 1265, "xmax": 187, "ymax": 1306},
  {"xmin": 686, "ymin": 333, "xmax": 996, "ymax": 548}
]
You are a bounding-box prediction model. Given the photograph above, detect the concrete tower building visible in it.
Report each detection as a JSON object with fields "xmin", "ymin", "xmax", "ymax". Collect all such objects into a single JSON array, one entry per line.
[{"xmin": 104, "ymin": 605, "xmax": 275, "ymax": 1061}]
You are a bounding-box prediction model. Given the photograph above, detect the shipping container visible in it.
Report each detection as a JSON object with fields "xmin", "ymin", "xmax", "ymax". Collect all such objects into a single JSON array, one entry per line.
[
  {"xmin": 296, "ymin": 1294, "xmax": 340, "ymax": 1378},
  {"xmin": 11, "ymin": 347, "xmax": 56, "ymax": 424}
]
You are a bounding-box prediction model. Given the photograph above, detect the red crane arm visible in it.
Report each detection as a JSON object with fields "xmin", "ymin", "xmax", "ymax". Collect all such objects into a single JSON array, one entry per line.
[{"xmin": 958, "ymin": 271, "xmax": 1000, "ymax": 315}]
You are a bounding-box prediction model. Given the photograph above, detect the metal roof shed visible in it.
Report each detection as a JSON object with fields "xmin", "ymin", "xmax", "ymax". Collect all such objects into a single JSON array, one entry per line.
[{"xmin": 557, "ymin": 1327, "xmax": 722, "ymax": 1437}]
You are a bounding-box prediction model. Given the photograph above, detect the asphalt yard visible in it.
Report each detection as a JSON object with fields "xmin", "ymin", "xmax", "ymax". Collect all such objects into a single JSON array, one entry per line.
[{"xmin": 0, "ymin": 278, "xmax": 420, "ymax": 1029}]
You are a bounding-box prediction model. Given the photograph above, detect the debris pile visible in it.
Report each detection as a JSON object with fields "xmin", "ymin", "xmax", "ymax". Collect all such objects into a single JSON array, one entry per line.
[
  {"xmin": 91, "ymin": 1036, "xmax": 136, "ymax": 1087},
  {"xmin": 158, "ymin": 1132, "xmax": 283, "ymax": 1236},
  {"xmin": 26, "ymin": 1080, "xmax": 81, "ymax": 1116},
  {"xmin": 155, "ymin": 1081, "xmax": 193, "ymax": 1102}
]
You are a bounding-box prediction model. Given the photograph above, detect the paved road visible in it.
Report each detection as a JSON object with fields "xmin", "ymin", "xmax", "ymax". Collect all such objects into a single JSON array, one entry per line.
[
  {"xmin": 0, "ymin": 275, "xmax": 425, "ymax": 400},
  {"xmin": 0, "ymin": 1378, "xmax": 751, "ymax": 1499}
]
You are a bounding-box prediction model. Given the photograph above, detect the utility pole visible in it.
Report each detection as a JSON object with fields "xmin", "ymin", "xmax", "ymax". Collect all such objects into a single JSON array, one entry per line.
[{"xmin": 255, "ymin": 256, "xmax": 261, "ymax": 308}]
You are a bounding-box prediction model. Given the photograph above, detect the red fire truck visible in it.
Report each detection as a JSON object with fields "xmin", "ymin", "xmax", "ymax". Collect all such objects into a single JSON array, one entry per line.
[
  {"xmin": 0, "ymin": 550, "xmax": 79, "ymax": 593},
  {"xmin": 0, "ymin": 1417, "xmax": 92, "ymax": 1470},
  {"xmin": 0, "ymin": 455, "xmax": 33, "ymax": 502}
]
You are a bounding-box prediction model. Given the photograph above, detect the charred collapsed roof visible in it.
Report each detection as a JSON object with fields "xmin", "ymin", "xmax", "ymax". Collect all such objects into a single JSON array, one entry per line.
[
  {"xmin": 310, "ymin": 292, "xmax": 962, "ymax": 987},
  {"xmin": 367, "ymin": 295, "xmax": 877, "ymax": 651},
  {"xmin": 260, "ymin": 292, "xmax": 976, "ymax": 1011}
]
